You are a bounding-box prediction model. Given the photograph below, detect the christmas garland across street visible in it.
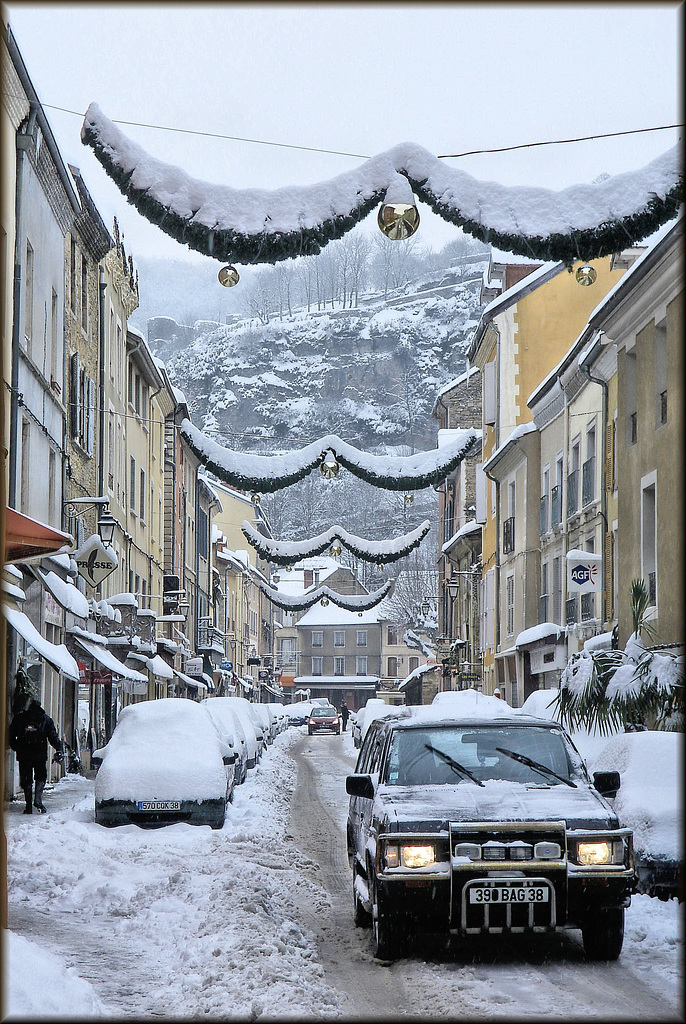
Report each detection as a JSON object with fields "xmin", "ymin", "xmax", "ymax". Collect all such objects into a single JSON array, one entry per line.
[
  {"xmin": 255, "ymin": 577, "xmax": 394, "ymax": 612},
  {"xmin": 241, "ymin": 518, "xmax": 432, "ymax": 565},
  {"xmin": 81, "ymin": 103, "xmax": 682, "ymax": 266},
  {"xmin": 180, "ymin": 419, "xmax": 480, "ymax": 493}
]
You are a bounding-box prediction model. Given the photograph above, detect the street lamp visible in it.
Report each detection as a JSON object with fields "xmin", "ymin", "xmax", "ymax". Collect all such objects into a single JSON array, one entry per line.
[{"xmin": 63, "ymin": 497, "xmax": 117, "ymax": 548}]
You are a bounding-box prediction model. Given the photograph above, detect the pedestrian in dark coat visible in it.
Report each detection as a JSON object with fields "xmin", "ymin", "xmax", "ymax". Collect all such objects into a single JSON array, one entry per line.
[
  {"xmin": 340, "ymin": 701, "xmax": 350, "ymax": 732},
  {"xmin": 9, "ymin": 699, "xmax": 63, "ymax": 814}
]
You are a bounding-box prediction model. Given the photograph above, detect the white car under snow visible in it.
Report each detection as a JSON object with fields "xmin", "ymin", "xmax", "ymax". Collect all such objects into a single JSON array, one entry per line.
[{"xmin": 94, "ymin": 698, "xmax": 234, "ymax": 829}]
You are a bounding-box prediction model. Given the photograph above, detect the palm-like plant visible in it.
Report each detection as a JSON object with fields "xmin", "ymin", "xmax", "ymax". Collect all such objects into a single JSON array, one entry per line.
[{"xmin": 556, "ymin": 579, "xmax": 683, "ymax": 734}]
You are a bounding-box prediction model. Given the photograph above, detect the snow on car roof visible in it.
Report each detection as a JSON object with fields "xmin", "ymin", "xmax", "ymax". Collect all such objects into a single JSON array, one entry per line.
[{"xmin": 94, "ymin": 698, "xmax": 228, "ymax": 803}]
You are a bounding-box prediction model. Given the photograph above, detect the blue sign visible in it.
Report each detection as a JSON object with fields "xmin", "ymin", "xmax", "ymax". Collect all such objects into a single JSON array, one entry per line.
[{"xmin": 220, "ymin": 660, "xmax": 233, "ymax": 671}]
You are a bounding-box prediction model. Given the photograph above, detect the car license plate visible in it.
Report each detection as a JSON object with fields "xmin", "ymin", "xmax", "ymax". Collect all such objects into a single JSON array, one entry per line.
[
  {"xmin": 469, "ymin": 885, "xmax": 549, "ymax": 904},
  {"xmin": 137, "ymin": 800, "xmax": 182, "ymax": 811}
]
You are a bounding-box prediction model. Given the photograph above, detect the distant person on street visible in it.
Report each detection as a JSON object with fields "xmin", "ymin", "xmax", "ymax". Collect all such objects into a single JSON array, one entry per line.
[
  {"xmin": 9, "ymin": 699, "xmax": 63, "ymax": 814},
  {"xmin": 340, "ymin": 701, "xmax": 350, "ymax": 732},
  {"xmin": 493, "ymin": 688, "xmax": 504, "ymax": 701}
]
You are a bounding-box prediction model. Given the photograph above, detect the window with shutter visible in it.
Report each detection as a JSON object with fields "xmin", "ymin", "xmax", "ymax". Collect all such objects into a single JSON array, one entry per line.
[
  {"xmin": 70, "ymin": 352, "xmax": 80, "ymax": 438},
  {"xmin": 86, "ymin": 377, "xmax": 95, "ymax": 455},
  {"xmin": 475, "ymin": 463, "xmax": 487, "ymax": 523},
  {"xmin": 484, "ymin": 360, "xmax": 496, "ymax": 426},
  {"xmin": 605, "ymin": 420, "xmax": 615, "ymax": 492},
  {"xmin": 605, "ymin": 532, "xmax": 614, "ymax": 620}
]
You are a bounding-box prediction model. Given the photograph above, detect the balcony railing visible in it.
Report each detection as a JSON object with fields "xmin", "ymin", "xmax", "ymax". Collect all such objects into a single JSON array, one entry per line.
[
  {"xmin": 582, "ymin": 456, "xmax": 595, "ymax": 507},
  {"xmin": 581, "ymin": 593, "xmax": 595, "ymax": 621},
  {"xmin": 566, "ymin": 597, "xmax": 578, "ymax": 625},
  {"xmin": 551, "ymin": 485, "xmax": 561, "ymax": 527},
  {"xmin": 198, "ymin": 625, "xmax": 226, "ymax": 654},
  {"xmin": 503, "ymin": 516, "xmax": 515, "ymax": 554},
  {"xmin": 648, "ymin": 571, "xmax": 657, "ymax": 605},
  {"xmin": 567, "ymin": 470, "xmax": 579, "ymax": 516},
  {"xmin": 539, "ymin": 495, "xmax": 548, "ymax": 535}
]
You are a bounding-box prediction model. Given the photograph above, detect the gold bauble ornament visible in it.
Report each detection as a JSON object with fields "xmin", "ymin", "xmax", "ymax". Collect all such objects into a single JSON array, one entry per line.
[
  {"xmin": 329, "ymin": 543, "xmax": 342, "ymax": 557},
  {"xmin": 575, "ymin": 264, "xmax": 597, "ymax": 287},
  {"xmin": 377, "ymin": 202, "xmax": 420, "ymax": 240},
  {"xmin": 251, "ymin": 492, "xmax": 261, "ymax": 505},
  {"xmin": 320, "ymin": 451, "xmax": 339, "ymax": 478},
  {"xmin": 320, "ymin": 596, "xmax": 330, "ymax": 607},
  {"xmin": 218, "ymin": 264, "xmax": 240, "ymax": 287}
]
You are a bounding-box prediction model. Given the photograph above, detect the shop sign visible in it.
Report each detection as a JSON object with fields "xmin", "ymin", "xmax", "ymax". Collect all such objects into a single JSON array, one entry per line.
[
  {"xmin": 185, "ymin": 657, "xmax": 203, "ymax": 677},
  {"xmin": 74, "ymin": 535, "xmax": 118, "ymax": 587},
  {"xmin": 566, "ymin": 550, "xmax": 602, "ymax": 593}
]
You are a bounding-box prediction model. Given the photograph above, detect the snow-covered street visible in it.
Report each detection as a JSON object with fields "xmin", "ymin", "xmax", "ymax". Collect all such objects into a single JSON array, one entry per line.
[{"xmin": 3, "ymin": 727, "xmax": 682, "ymax": 1020}]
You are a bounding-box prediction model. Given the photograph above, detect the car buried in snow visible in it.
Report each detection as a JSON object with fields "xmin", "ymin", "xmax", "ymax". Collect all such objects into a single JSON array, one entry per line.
[
  {"xmin": 94, "ymin": 698, "xmax": 235, "ymax": 829},
  {"xmin": 346, "ymin": 697, "xmax": 635, "ymax": 961}
]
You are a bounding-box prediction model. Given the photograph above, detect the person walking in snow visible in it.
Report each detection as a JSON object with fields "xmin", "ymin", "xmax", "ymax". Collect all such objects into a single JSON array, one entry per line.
[
  {"xmin": 9, "ymin": 698, "xmax": 63, "ymax": 814},
  {"xmin": 340, "ymin": 701, "xmax": 350, "ymax": 732}
]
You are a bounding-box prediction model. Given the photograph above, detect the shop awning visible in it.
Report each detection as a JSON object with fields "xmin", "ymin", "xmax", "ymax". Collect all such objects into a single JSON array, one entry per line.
[
  {"xmin": 2, "ymin": 604, "xmax": 80, "ymax": 680},
  {"xmin": 173, "ymin": 669, "xmax": 207, "ymax": 694},
  {"xmin": 4, "ymin": 507, "xmax": 73, "ymax": 564},
  {"xmin": 31, "ymin": 566, "xmax": 90, "ymax": 619},
  {"xmin": 71, "ymin": 635, "xmax": 148, "ymax": 686},
  {"xmin": 147, "ymin": 654, "xmax": 174, "ymax": 680}
]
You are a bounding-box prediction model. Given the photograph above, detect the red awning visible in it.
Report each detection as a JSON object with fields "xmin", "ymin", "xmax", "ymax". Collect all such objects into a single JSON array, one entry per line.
[{"xmin": 4, "ymin": 507, "xmax": 74, "ymax": 564}]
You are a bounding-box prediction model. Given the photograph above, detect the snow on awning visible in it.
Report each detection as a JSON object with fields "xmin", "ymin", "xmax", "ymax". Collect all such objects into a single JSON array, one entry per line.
[
  {"xmin": 31, "ymin": 566, "xmax": 90, "ymax": 619},
  {"xmin": 2, "ymin": 605, "xmax": 80, "ymax": 680},
  {"xmin": 146, "ymin": 654, "xmax": 174, "ymax": 680},
  {"xmin": 173, "ymin": 669, "xmax": 207, "ymax": 693},
  {"xmin": 398, "ymin": 662, "xmax": 439, "ymax": 690},
  {"xmin": 71, "ymin": 636, "xmax": 148, "ymax": 686},
  {"xmin": 514, "ymin": 623, "xmax": 564, "ymax": 649}
]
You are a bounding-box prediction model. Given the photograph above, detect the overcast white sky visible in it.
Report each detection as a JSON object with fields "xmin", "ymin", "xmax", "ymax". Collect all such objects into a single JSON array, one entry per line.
[{"xmin": 4, "ymin": 2, "xmax": 682, "ymax": 266}]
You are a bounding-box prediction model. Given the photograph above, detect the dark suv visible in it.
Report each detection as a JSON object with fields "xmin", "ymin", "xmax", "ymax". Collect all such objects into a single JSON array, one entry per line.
[{"xmin": 346, "ymin": 703, "xmax": 634, "ymax": 961}]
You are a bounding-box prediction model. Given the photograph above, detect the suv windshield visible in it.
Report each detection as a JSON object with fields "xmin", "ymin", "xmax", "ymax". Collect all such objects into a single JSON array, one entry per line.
[{"xmin": 385, "ymin": 724, "xmax": 580, "ymax": 787}]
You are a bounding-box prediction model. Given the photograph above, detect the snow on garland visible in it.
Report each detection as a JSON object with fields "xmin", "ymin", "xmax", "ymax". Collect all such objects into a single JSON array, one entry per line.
[
  {"xmin": 180, "ymin": 419, "xmax": 479, "ymax": 493},
  {"xmin": 256, "ymin": 577, "xmax": 394, "ymax": 612},
  {"xmin": 81, "ymin": 103, "xmax": 682, "ymax": 266},
  {"xmin": 241, "ymin": 519, "xmax": 431, "ymax": 565}
]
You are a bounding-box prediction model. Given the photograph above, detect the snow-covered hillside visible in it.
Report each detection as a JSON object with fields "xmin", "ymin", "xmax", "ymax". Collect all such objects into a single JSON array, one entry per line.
[{"xmin": 146, "ymin": 266, "xmax": 485, "ymax": 452}]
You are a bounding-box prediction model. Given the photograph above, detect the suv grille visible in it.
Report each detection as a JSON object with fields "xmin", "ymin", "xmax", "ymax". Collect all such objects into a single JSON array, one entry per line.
[{"xmin": 449, "ymin": 820, "xmax": 567, "ymax": 933}]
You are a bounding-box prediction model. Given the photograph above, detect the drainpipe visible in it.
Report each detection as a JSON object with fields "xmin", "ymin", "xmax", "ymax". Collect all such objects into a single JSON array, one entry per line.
[{"xmin": 580, "ymin": 332, "xmax": 609, "ymax": 629}]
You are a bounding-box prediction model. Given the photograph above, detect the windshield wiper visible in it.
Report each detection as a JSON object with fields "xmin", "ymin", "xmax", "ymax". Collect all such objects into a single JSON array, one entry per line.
[
  {"xmin": 495, "ymin": 747, "xmax": 577, "ymax": 788},
  {"xmin": 425, "ymin": 743, "xmax": 485, "ymax": 786}
]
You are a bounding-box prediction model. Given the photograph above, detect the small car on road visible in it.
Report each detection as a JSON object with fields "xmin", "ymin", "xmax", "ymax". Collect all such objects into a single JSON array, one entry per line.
[
  {"xmin": 346, "ymin": 696, "xmax": 635, "ymax": 961},
  {"xmin": 307, "ymin": 706, "xmax": 340, "ymax": 735},
  {"xmin": 94, "ymin": 698, "xmax": 235, "ymax": 829}
]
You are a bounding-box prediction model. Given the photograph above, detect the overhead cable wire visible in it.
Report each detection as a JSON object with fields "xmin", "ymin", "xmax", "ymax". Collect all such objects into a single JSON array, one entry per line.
[{"xmin": 42, "ymin": 102, "xmax": 682, "ymax": 161}]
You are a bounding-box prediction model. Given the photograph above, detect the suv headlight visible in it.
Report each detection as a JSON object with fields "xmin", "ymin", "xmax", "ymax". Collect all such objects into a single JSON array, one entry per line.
[
  {"xmin": 382, "ymin": 842, "xmax": 436, "ymax": 870},
  {"xmin": 402, "ymin": 845, "xmax": 435, "ymax": 869},
  {"xmin": 576, "ymin": 839, "xmax": 624, "ymax": 865}
]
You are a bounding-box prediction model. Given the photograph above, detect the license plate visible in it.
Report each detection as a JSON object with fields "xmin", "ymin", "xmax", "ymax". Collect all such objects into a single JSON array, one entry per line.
[
  {"xmin": 137, "ymin": 800, "xmax": 182, "ymax": 811},
  {"xmin": 469, "ymin": 885, "xmax": 549, "ymax": 904}
]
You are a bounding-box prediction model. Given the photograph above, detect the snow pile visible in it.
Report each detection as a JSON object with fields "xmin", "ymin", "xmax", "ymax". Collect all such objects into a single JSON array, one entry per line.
[
  {"xmin": 4, "ymin": 929, "xmax": 109, "ymax": 1018},
  {"xmin": 5, "ymin": 734, "xmax": 343, "ymax": 1019},
  {"xmin": 590, "ymin": 730, "xmax": 682, "ymax": 861}
]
